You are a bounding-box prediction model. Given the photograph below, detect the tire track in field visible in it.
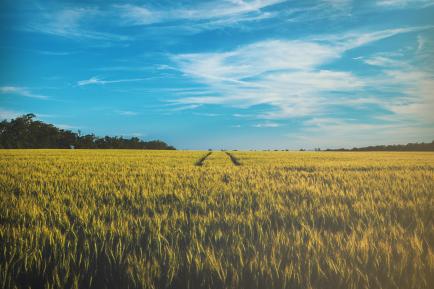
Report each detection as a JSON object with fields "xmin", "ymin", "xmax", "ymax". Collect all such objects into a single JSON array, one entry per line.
[
  {"xmin": 225, "ymin": 152, "xmax": 241, "ymax": 166},
  {"xmin": 195, "ymin": 152, "xmax": 212, "ymax": 166}
]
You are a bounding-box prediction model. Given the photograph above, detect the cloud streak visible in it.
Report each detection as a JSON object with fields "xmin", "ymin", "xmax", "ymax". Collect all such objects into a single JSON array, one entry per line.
[
  {"xmin": 253, "ymin": 122, "xmax": 280, "ymax": 128},
  {"xmin": 0, "ymin": 86, "xmax": 49, "ymax": 99},
  {"xmin": 116, "ymin": 110, "xmax": 138, "ymax": 116},
  {"xmin": 22, "ymin": 1, "xmax": 290, "ymax": 40},
  {"xmin": 26, "ymin": 7, "xmax": 129, "ymax": 41},
  {"xmin": 376, "ymin": 0, "xmax": 434, "ymax": 8},
  {"xmin": 77, "ymin": 76, "xmax": 151, "ymax": 86},
  {"xmin": 115, "ymin": 0, "xmax": 285, "ymax": 27}
]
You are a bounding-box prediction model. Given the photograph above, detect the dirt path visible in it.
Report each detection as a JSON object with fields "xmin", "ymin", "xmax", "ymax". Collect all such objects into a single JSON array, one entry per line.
[
  {"xmin": 225, "ymin": 152, "xmax": 241, "ymax": 166},
  {"xmin": 195, "ymin": 152, "xmax": 212, "ymax": 166}
]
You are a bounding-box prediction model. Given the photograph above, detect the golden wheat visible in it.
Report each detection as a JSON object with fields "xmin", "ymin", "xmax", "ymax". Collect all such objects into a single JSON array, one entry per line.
[{"xmin": 0, "ymin": 149, "xmax": 433, "ymax": 289}]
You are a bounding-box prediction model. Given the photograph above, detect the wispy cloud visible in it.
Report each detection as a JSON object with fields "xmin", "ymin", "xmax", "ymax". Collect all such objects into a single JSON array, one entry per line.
[
  {"xmin": 37, "ymin": 50, "xmax": 77, "ymax": 56},
  {"xmin": 26, "ymin": 7, "xmax": 129, "ymax": 41},
  {"xmin": 0, "ymin": 86, "xmax": 49, "ymax": 99},
  {"xmin": 23, "ymin": 0, "xmax": 395, "ymax": 41},
  {"xmin": 253, "ymin": 122, "xmax": 280, "ymax": 127},
  {"xmin": 355, "ymin": 51, "xmax": 407, "ymax": 67},
  {"xmin": 309, "ymin": 26, "xmax": 427, "ymax": 49},
  {"xmin": 115, "ymin": 0, "xmax": 285, "ymax": 28},
  {"xmin": 116, "ymin": 110, "xmax": 138, "ymax": 116},
  {"xmin": 376, "ymin": 0, "xmax": 434, "ymax": 8},
  {"xmin": 156, "ymin": 103, "xmax": 203, "ymax": 114},
  {"xmin": 417, "ymin": 34, "xmax": 426, "ymax": 53},
  {"xmin": 380, "ymin": 69, "xmax": 434, "ymax": 122},
  {"xmin": 54, "ymin": 123, "xmax": 80, "ymax": 130},
  {"xmin": 194, "ymin": 112, "xmax": 221, "ymax": 117},
  {"xmin": 284, "ymin": 0, "xmax": 353, "ymax": 23},
  {"xmin": 169, "ymin": 104, "xmax": 202, "ymax": 111},
  {"xmin": 170, "ymin": 27, "xmax": 423, "ymax": 119},
  {"xmin": 21, "ymin": 1, "xmax": 288, "ymax": 41},
  {"xmin": 21, "ymin": 1, "xmax": 431, "ymax": 44},
  {"xmin": 77, "ymin": 76, "xmax": 150, "ymax": 86}
]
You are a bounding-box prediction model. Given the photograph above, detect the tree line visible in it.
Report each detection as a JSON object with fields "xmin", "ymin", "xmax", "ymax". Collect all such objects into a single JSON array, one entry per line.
[
  {"xmin": 325, "ymin": 141, "xmax": 434, "ymax": 152},
  {"xmin": 0, "ymin": 114, "xmax": 176, "ymax": 150}
]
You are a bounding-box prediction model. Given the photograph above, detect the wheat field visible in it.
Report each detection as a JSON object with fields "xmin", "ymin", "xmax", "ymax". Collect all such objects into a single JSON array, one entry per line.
[{"xmin": 0, "ymin": 150, "xmax": 433, "ymax": 289}]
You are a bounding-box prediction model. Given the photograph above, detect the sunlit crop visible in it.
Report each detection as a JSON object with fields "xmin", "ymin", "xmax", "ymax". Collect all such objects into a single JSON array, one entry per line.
[{"xmin": 1, "ymin": 150, "xmax": 433, "ymax": 289}]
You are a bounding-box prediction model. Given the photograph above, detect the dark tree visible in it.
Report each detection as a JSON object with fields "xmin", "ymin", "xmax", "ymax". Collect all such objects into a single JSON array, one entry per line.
[
  {"xmin": 0, "ymin": 114, "xmax": 176, "ymax": 150},
  {"xmin": 326, "ymin": 141, "xmax": 434, "ymax": 152}
]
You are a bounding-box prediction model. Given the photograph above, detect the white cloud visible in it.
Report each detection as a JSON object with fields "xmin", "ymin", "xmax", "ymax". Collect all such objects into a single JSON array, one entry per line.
[
  {"xmin": 116, "ymin": 110, "xmax": 138, "ymax": 116},
  {"xmin": 77, "ymin": 76, "xmax": 150, "ymax": 86},
  {"xmin": 170, "ymin": 39, "xmax": 354, "ymax": 117},
  {"xmin": 174, "ymin": 40, "xmax": 341, "ymax": 80},
  {"xmin": 253, "ymin": 122, "xmax": 280, "ymax": 127},
  {"xmin": 37, "ymin": 50, "xmax": 76, "ymax": 56},
  {"xmin": 0, "ymin": 86, "xmax": 49, "ymax": 99},
  {"xmin": 23, "ymin": 1, "xmax": 288, "ymax": 40},
  {"xmin": 417, "ymin": 34, "xmax": 426, "ymax": 53},
  {"xmin": 27, "ymin": 8, "xmax": 129, "ymax": 41},
  {"xmin": 170, "ymin": 27, "xmax": 423, "ymax": 119},
  {"xmin": 54, "ymin": 123, "xmax": 79, "ymax": 130},
  {"xmin": 358, "ymin": 54, "xmax": 405, "ymax": 67},
  {"xmin": 377, "ymin": 0, "xmax": 409, "ymax": 6},
  {"xmin": 77, "ymin": 76, "xmax": 103, "ymax": 86},
  {"xmin": 115, "ymin": 0, "xmax": 285, "ymax": 27},
  {"xmin": 376, "ymin": 0, "xmax": 434, "ymax": 8},
  {"xmin": 169, "ymin": 104, "xmax": 202, "ymax": 111},
  {"xmin": 311, "ymin": 27, "xmax": 426, "ymax": 50},
  {"xmin": 285, "ymin": 0, "xmax": 353, "ymax": 23},
  {"xmin": 173, "ymin": 96, "xmax": 226, "ymax": 105},
  {"xmin": 115, "ymin": 5, "xmax": 161, "ymax": 25},
  {"xmin": 380, "ymin": 69, "xmax": 434, "ymax": 122},
  {"xmin": 156, "ymin": 64, "xmax": 177, "ymax": 71},
  {"xmin": 324, "ymin": 0, "xmax": 353, "ymax": 9},
  {"xmin": 194, "ymin": 112, "xmax": 221, "ymax": 117}
]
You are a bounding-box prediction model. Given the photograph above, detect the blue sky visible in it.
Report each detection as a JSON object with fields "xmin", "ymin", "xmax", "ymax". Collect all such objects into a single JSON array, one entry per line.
[{"xmin": 1, "ymin": 0, "xmax": 433, "ymax": 149}]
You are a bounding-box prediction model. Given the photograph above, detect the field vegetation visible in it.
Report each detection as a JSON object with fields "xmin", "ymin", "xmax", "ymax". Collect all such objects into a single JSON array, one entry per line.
[{"xmin": 1, "ymin": 150, "xmax": 433, "ymax": 289}]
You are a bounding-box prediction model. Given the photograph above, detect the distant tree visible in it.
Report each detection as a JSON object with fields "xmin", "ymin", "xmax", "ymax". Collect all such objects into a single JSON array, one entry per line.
[
  {"xmin": 327, "ymin": 141, "xmax": 434, "ymax": 152},
  {"xmin": 0, "ymin": 114, "xmax": 176, "ymax": 150}
]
